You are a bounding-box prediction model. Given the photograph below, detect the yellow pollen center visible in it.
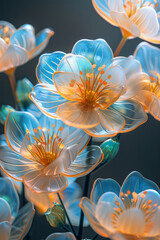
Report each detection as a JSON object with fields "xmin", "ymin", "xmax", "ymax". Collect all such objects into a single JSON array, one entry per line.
[{"xmin": 0, "ymin": 25, "xmax": 13, "ymax": 45}]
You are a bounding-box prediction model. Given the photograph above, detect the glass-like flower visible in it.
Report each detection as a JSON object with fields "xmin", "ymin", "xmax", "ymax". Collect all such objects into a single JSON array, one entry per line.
[
  {"xmin": 92, "ymin": 0, "xmax": 160, "ymax": 43},
  {"xmin": 0, "ymin": 21, "xmax": 54, "ymax": 72},
  {"xmin": 80, "ymin": 171, "xmax": 160, "ymax": 239},
  {"xmin": 0, "ymin": 177, "xmax": 35, "ymax": 240},
  {"xmin": 30, "ymin": 39, "xmax": 147, "ymax": 138},
  {"xmin": 133, "ymin": 42, "xmax": 160, "ymax": 120},
  {"xmin": 46, "ymin": 232, "xmax": 76, "ymax": 240},
  {"xmin": 25, "ymin": 182, "xmax": 88, "ymax": 227},
  {"xmin": 0, "ymin": 111, "xmax": 103, "ymax": 193}
]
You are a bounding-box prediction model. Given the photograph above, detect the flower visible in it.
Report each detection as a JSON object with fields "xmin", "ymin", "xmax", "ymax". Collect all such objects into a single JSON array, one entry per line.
[
  {"xmin": 0, "ymin": 177, "xmax": 35, "ymax": 240},
  {"xmin": 0, "ymin": 21, "xmax": 54, "ymax": 72},
  {"xmin": 30, "ymin": 38, "xmax": 147, "ymax": 138},
  {"xmin": 25, "ymin": 182, "xmax": 88, "ymax": 226},
  {"xmin": 80, "ymin": 171, "xmax": 160, "ymax": 240},
  {"xmin": 92, "ymin": 0, "xmax": 160, "ymax": 43},
  {"xmin": 133, "ymin": 42, "xmax": 160, "ymax": 120},
  {"xmin": 45, "ymin": 232, "xmax": 76, "ymax": 240},
  {"xmin": 0, "ymin": 111, "xmax": 103, "ymax": 193}
]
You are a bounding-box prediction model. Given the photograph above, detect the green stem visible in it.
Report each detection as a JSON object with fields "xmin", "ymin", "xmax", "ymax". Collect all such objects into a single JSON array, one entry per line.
[
  {"xmin": 57, "ymin": 192, "xmax": 77, "ymax": 239},
  {"xmin": 114, "ymin": 37, "xmax": 127, "ymax": 57}
]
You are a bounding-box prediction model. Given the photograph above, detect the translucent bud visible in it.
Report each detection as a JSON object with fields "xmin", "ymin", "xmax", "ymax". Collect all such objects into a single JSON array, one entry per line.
[
  {"xmin": 100, "ymin": 137, "xmax": 120, "ymax": 164},
  {"xmin": 16, "ymin": 78, "xmax": 33, "ymax": 109},
  {"xmin": 0, "ymin": 105, "xmax": 15, "ymax": 125},
  {"xmin": 45, "ymin": 203, "xmax": 66, "ymax": 228}
]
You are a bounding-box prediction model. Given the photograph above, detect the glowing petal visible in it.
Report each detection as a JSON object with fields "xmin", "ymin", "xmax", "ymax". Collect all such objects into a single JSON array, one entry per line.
[
  {"xmin": 62, "ymin": 145, "xmax": 103, "ymax": 177},
  {"xmin": 23, "ymin": 170, "xmax": 68, "ymax": 193},
  {"xmin": 46, "ymin": 232, "xmax": 76, "ymax": 240},
  {"xmin": 72, "ymin": 38, "xmax": 113, "ymax": 71},
  {"xmin": 0, "ymin": 222, "xmax": 11, "ymax": 240},
  {"xmin": 146, "ymin": 205, "xmax": 160, "ymax": 237},
  {"xmin": 135, "ymin": 90, "xmax": 160, "ymax": 120},
  {"xmin": 30, "ymin": 28, "xmax": 54, "ymax": 59},
  {"xmin": 134, "ymin": 41, "xmax": 160, "ymax": 75},
  {"xmin": 57, "ymin": 54, "xmax": 93, "ymax": 79},
  {"xmin": 57, "ymin": 101, "xmax": 100, "ymax": 129},
  {"xmin": 80, "ymin": 197, "xmax": 109, "ymax": 237},
  {"xmin": 108, "ymin": 0, "xmax": 125, "ymax": 12},
  {"xmin": 10, "ymin": 203, "xmax": 35, "ymax": 240},
  {"xmin": 110, "ymin": 100, "xmax": 148, "ymax": 133},
  {"xmin": 0, "ymin": 178, "xmax": 19, "ymax": 217},
  {"xmin": 85, "ymin": 108, "xmax": 125, "ymax": 137},
  {"xmin": 120, "ymin": 171, "xmax": 160, "ymax": 202},
  {"xmin": 0, "ymin": 146, "xmax": 41, "ymax": 181},
  {"xmin": 0, "ymin": 44, "xmax": 29, "ymax": 72},
  {"xmin": 91, "ymin": 178, "xmax": 120, "ymax": 204},
  {"xmin": 10, "ymin": 28, "xmax": 35, "ymax": 52},
  {"xmin": 36, "ymin": 52, "xmax": 65, "ymax": 84},
  {"xmin": 0, "ymin": 198, "xmax": 11, "ymax": 222},
  {"xmin": 30, "ymin": 84, "xmax": 67, "ymax": 118},
  {"xmin": 0, "ymin": 38, "xmax": 8, "ymax": 58},
  {"xmin": 53, "ymin": 72, "xmax": 84, "ymax": 101},
  {"xmin": 5, "ymin": 111, "xmax": 39, "ymax": 153},
  {"xmin": 19, "ymin": 24, "xmax": 35, "ymax": 33},
  {"xmin": 131, "ymin": 7, "xmax": 159, "ymax": 37},
  {"xmin": 110, "ymin": 11, "xmax": 140, "ymax": 37}
]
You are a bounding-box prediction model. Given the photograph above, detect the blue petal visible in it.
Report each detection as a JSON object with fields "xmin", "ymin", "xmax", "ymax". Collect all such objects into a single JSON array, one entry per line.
[
  {"xmin": 120, "ymin": 171, "xmax": 160, "ymax": 197},
  {"xmin": 91, "ymin": 178, "xmax": 120, "ymax": 204},
  {"xmin": 72, "ymin": 38, "xmax": 113, "ymax": 73},
  {"xmin": 36, "ymin": 51, "xmax": 65, "ymax": 84}
]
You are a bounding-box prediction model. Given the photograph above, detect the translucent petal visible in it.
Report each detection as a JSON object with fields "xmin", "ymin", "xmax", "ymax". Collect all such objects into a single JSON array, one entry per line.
[
  {"xmin": 45, "ymin": 232, "xmax": 76, "ymax": 240},
  {"xmin": 120, "ymin": 171, "xmax": 160, "ymax": 201},
  {"xmin": 72, "ymin": 38, "xmax": 113, "ymax": 72},
  {"xmin": 0, "ymin": 178, "xmax": 19, "ymax": 218},
  {"xmin": 30, "ymin": 84, "xmax": 67, "ymax": 118},
  {"xmin": 10, "ymin": 203, "xmax": 35, "ymax": 240},
  {"xmin": 10, "ymin": 29, "xmax": 35, "ymax": 52},
  {"xmin": 131, "ymin": 7, "xmax": 159, "ymax": 37},
  {"xmin": 0, "ymin": 44, "xmax": 29, "ymax": 72},
  {"xmin": 23, "ymin": 170, "xmax": 68, "ymax": 193},
  {"xmin": 0, "ymin": 21, "xmax": 16, "ymax": 33},
  {"xmin": 44, "ymin": 145, "xmax": 79, "ymax": 176},
  {"xmin": 19, "ymin": 24, "xmax": 35, "ymax": 34},
  {"xmin": 135, "ymin": 90, "xmax": 160, "ymax": 120},
  {"xmin": 0, "ymin": 38, "xmax": 8, "ymax": 58},
  {"xmin": 38, "ymin": 114, "xmax": 90, "ymax": 153},
  {"xmin": 53, "ymin": 72, "xmax": 84, "ymax": 101},
  {"xmin": 62, "ymin": 145, "xmax": 103, "ymax": 177},
  {"xmin": 57, "ymin": 54, "xmax": 94, "ymax": 79},
  {"xmin": 5, "ymin": 111, "xmax": 39, "ymax": 153},
  {"xmin": 0, "ymin": 134, "xmax": 7, "ymax": 146},
  {"xmin": 110, "ymin": 11, "xmax": 140, "ymax": 37},
  {"xmin": 110, "ymin": 100, "xmax": 148, "ymax": 133},
  {"xmin": 85, "ymin": 108, "xmax": 125, "ymax": 137},
  {"xmin": 30, "ymin": 28, "xmax": 54, "ymax": 59},
  {"xmin": 0, "ymin": 198, "xmax": 11, "ymax": 222},
  {"xmin": 134, "ymin": 41, "xmax": 160, "ymax": 75},
  {"xmin": 92, "ymin": 0, "xmax": 118, "ymax": 26},
  {"xmin": 57, "ymin": 101, "xmax": 100, "ymax": 129},
  {"xmin": 62, "ymin": 182, "xmax": 81, "ymax": 203},
  {"xmin": 108, "ymin": 0, "xmax": 125, "ymax": 12},
  {"xmin": 0, "ymin": 146, "xmax": 41, "ymax": 181},
  {"xmin": 36, "ymin": 51, "xmax": 65, "ymax": 84},
  {"xmin": 26, "ymin": 103, "xmax": 42, "ymax": 121},
  {"xmin": 91, "ymin": 178, "xmax": 120, "ymax": 204},
  {"xmin": 79, "ymin": 197, "xmax": 109, "ymax": 237},
  {"xmin": 0, "ymin": 222, "xmax": 11, "ymax": 240}
]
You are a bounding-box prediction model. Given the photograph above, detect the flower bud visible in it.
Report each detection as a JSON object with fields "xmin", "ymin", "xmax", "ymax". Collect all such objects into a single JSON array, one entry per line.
[
  {"xmin": 100, "ymin": 137, "xmax": 120, "ymax": 164},
  {"xmin": 16, "ymin": 78, "xmax": 33, "ymax": 109},
  {"xmin": 0, "ymin": 105, "xmax": 15, "ymax": 125},
  {"xmin": 45, "ymin": 203, "xmax": 66, "ymax": 228}
]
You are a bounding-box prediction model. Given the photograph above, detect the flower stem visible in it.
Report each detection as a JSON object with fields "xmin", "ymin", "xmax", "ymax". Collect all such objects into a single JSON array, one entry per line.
[
  {"xmin": 114, "ymin": 37, "xmax": 127, "ymax": 57},
  {"xmin": 5, "ymin": 68, "xmax": 19, "ymax": 109},
  {"xmin": 57, "ymin": 192, "xmax": 77, "ymax": 239}
]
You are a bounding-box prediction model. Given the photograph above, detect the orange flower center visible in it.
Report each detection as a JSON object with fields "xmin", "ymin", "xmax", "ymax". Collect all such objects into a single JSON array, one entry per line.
[
  {"xmin": 112, "ymin": 190, "xmax": 159, "ymax": 236},
  {"xmin": 26, "ymin": 126, "xmax": 65, "ymax": 166},
  {"xmin": 150, "ymin": 72, "xmax": 160, "ymax": 99},
  {"xmin": 123, "ymin": 0, "xmax": 157, "ymax": 18},
  {"xmin": 0, "ymin": 25, "xmax": 13, "ymax": 45},
  {"xmin": 69, "ymin": 64, "xmax": 114, "ymax": 109}
]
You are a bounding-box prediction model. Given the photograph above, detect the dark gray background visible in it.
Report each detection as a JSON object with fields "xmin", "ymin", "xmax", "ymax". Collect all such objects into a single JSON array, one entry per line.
[{"xmin": 0, "ymin": 0, "xmax": 160, "ymax": 239}]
